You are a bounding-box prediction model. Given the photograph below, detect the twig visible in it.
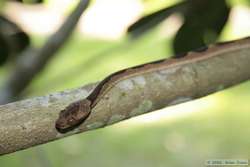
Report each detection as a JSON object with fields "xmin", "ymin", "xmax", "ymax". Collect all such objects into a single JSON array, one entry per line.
[{"xmin": 0, "ymin": 0, "xmax": 90, "ymax": 104}]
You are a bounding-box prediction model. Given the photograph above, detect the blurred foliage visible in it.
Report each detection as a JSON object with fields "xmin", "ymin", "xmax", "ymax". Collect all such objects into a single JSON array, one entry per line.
[
  {"xmin": 229, "ymin": 0, "xmax": 250, "ymax": 6},
  {"xmin": 9, "ymin": 0, "xmax": 44, "ymax": 4},
  {"xmin": 127, "ymin": 1, "xmax": 187, "ymax": 39},
  {"xmin": 0, "ymin": 33, "xmax": 8, "ymax": 65},
  {"xmin": 173, "ymin": 0, "xmax": 230, "ymax": 55},
  {"xmin": 27, "ymin": 28, "xmax": 169, "ymax": 95},
  {"xmin": 0, "ymin": 1, "xmax": 5, "ymax": 10},
  {"xmin": 0, "ymin": 0, "xmax": 47, "ymax": 66},
  {"xmin": 141, "ymin": 0, "xmax": 181, "ymax": 15},
  {"xmin": 127, "ymin": 1, "xmax": 186, "ymax": 39},
  {"xmin": 128, "ymin": 0, "xmax": 250, "ymax": 56},
  {"xmin": 0, "ymin": 0, "xmax": 250, "ymax": 166},
  {"xmin": 0, "ymin": 15, "xmax": 30, "ymax": 66}
]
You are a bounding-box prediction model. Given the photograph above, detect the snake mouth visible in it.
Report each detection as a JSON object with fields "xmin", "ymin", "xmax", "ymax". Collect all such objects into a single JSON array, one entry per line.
[
  {"xmin": 55, "ymin": 120, "xmax": 69, "ymax": 133},
  {"xmin": 55, "ymin": 122, "xmax": 78, "ymax": 133}
]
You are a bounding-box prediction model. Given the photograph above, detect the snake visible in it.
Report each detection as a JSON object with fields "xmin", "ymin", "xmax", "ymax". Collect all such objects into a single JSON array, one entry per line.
[{"xmin": 55, "ymin": 37, "xmax": 250, "ymax": 133}]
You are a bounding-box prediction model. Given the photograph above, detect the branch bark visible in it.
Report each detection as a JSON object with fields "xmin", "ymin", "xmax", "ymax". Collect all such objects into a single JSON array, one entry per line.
[
  {"xmin": 0, "ymin": 0, "xmax": 90, "ymax": 104},
  {"xmin": 1, "ymin": 45, "xmax": 250, "ymax": 155}
]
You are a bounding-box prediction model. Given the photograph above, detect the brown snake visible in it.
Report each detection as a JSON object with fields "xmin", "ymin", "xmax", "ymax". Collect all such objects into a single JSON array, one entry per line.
[{"xmin": 55, "ymin": 37, "xmax": 250, "ymax": 133}]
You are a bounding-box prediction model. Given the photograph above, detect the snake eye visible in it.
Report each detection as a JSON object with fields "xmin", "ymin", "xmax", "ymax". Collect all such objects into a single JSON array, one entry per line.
[{"xmin": 68, "ymin": 118, "xmax": 74, "ymax": 124}]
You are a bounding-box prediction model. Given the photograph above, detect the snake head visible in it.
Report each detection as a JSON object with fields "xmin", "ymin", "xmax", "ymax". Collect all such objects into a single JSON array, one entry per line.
[{"xmin": 55, "ymin": 99, "xmax": 91, "ymax": 133}]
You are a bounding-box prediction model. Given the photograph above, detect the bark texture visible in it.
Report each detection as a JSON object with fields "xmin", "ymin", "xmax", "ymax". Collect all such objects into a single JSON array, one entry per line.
[{"xmin": 0, "ymin": 48, "xmax": 250, "ymax": 155}]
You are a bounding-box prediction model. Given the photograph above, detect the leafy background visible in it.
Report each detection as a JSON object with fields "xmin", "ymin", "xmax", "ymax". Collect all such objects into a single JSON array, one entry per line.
[{"xmin": 0, "ymin": 0, "xmax": 250, "ymax": 166}]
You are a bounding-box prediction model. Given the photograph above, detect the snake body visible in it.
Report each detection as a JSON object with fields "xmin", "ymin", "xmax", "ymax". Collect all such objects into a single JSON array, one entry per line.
[{"xmin": 56, "ymin": 37, "xmax": 250, "ymax": 133}]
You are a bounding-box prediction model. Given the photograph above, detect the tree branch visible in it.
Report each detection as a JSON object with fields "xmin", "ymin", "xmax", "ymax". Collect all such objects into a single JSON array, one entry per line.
[
  {"xmin": 0, "ymin": 0, "xmax": 90, "ymax": 104},
  {"xmin": 1, "ymin": 45, "xmax": 250, "ymax": 155}
]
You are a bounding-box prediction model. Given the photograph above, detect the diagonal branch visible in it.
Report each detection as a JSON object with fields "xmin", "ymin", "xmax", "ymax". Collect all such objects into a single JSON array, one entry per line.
[
  {"xmin": 0, "ymin": 42, "xmax": 250, "ymax": 155},
  {"xmin": 0, "ymin": 0, "xmax": 90, "ymax": 104}
]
